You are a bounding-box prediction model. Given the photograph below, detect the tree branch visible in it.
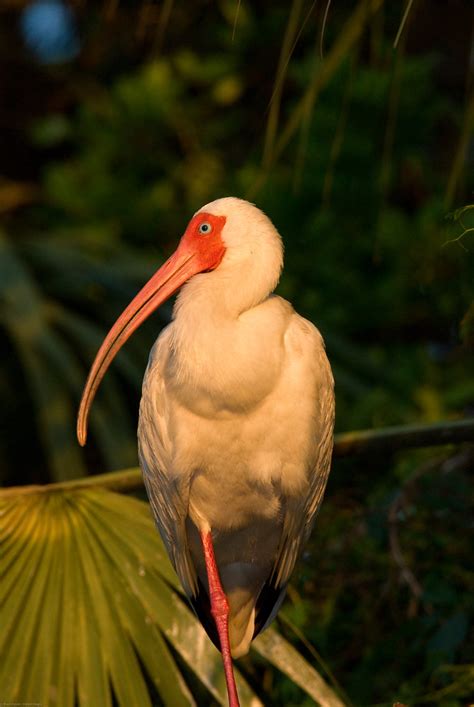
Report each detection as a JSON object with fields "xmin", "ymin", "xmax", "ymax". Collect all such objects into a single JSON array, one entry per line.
[{"xmin": 333, "ymin": 417, "xmax": 474, "ymax": 457}]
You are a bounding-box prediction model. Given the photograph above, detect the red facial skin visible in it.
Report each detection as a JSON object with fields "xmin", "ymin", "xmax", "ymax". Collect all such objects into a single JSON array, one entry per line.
[
  {"xmin": 182, "ymin": 212, "xmax": 227, "ymax": 271},
  {"xmin": 77, "ymin": 211, "xmax": 227, "ymax": 445}
]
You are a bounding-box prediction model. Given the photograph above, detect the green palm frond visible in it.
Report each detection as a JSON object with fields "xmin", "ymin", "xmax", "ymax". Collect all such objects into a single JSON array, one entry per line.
[
  {"xmin": 1, "ymin": 482, "xmax": 345, "ymax": 707},
  {"xmin": 0, "ymin": 232, "xmax": 160, "ymax": 481},
  {"xmin": 0, "ymin": 233, "xmax": 86, "ymax": 481}
]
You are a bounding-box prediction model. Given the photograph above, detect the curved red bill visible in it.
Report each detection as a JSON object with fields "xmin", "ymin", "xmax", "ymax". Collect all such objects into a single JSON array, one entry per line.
[
  {"xmin": 77, "ymin": 248, "xmax": 194, "ymax": 445},
  {"xmin": 77, "ymin": 212, "xmax": 226, "ymax": 446}
]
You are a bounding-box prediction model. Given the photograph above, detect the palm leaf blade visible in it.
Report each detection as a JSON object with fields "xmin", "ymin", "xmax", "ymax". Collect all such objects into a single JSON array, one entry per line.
[
  {"xmin": 66, "ymin": 503, "xmax": 112, "ymax": 707},
  {"xmin": 77, "ymin": 493, "xmax": 195, "ymax": 705},
  {"xmin": 24, "ymin": 495, "xmax": 65, "ymax": 706},
  {"xmin": 72, "ymin": 496, "xmax": 152, "ymax": 707},
  {"xmin": 1, "ymin": 496, "xmax": 56, "ymax": 703},
  {"xmin": 253, "ymin": 627, "xmax": 345, "ymax": 707}
]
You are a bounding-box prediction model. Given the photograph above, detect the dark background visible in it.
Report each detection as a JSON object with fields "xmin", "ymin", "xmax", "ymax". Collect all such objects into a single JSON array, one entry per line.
[{"xmin": 1, "ymin": 1, "xmax": 473, "ymax": 704}]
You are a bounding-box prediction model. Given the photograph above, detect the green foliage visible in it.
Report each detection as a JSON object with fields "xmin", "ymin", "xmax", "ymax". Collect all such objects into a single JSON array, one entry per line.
[
  {"xmin": 0, "ymin": 229, "xmax": 160, "ymax": 483},
  {"xmin": 0, "ymin": 1, "xmax": 472, "ymax": 705},
  {"xmin": 286, "ymin": 448, "xmax": 474, "ymax": 705}
]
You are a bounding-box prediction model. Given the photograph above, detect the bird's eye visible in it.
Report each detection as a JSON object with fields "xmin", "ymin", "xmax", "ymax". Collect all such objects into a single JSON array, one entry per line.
[{"xmin": 198, "ymin": 222, "xmax": 212, "ymax": 235}]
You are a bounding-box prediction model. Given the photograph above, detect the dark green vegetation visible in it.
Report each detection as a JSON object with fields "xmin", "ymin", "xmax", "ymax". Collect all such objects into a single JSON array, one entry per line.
[{"xmin": 1, "ymin": 1, "xmax": 472, "ymax": 705}]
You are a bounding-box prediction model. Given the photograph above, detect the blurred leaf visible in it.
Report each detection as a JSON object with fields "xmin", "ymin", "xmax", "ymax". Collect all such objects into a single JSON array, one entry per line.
[
  {"xmin": 254, "ymin": 628, "xmax": 345, "ymax": 707},
  {"xmin": 0, "ymin": 232, "xmax": 86, "ymax": 480},
  {"xmin": 427, "ymin": 613, "xmax": 469, "ymax": 667},
  {"xmin": 0, "ymin": 179, "xmax": 38, "ymax": 213},
  {"xmin": 31, "ymin": 114, "xmax": 72, "ymax": 147},
  {"xmin": 459, "ymin": 301, "xmax": 474, "ymax": 347}
]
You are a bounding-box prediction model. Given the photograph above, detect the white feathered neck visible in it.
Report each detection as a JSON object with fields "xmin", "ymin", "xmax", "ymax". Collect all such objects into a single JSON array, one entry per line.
[{"xmin": 166, "ymin": 198, "xmax": 289, "ymax": 412}]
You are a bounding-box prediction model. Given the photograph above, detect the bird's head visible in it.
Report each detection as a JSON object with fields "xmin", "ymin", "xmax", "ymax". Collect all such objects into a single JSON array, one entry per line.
[{"xmin": 77, "ymin": 197, "xmax": 283, "ymax": 445}]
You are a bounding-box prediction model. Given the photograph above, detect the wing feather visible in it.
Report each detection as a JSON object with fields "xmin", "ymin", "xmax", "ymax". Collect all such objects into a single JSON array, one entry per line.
[
  {"xmin": 271, "ymin": 318, "xmax": 335, "ymax": 589},
  {"xmin": 138, "ymin": 328, "xmax": 197, "ymax": 596}
]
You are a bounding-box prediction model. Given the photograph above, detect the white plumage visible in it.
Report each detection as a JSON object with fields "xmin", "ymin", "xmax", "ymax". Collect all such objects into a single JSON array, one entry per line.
[
  {"xmin": 78, "ymin": 197, "xmax": 335, "ymax": 705},
  {"xmin": 137, "ymin": 198, "xmax": 334, "ymax": 656}
]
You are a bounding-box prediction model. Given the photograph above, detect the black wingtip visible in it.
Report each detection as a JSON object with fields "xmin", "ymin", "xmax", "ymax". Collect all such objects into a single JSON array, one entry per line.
[
  {"xmin": 253, "ymin": 578, "xmax": 287, "ymax": 639},
  {"xmin": 188, "ymin": 577, "xmax": 220, "ymax": 651}
]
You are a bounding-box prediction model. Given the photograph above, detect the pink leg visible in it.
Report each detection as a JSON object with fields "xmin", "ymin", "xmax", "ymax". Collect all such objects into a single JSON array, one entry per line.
[{"xmin": 200, "ymin": 530, "xmax": 240, "ymax": 707}]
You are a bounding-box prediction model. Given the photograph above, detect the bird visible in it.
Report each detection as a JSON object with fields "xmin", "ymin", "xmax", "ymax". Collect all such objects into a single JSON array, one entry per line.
[{"xmin": 77, "ymin": 197, "xmax": 335, "ymax": 707}]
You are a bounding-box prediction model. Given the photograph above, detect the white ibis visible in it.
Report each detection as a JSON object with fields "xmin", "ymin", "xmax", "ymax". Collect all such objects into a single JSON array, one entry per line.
[{"xmin": 77, "ymin": 197, "xmax": 335, "ymax": 707}]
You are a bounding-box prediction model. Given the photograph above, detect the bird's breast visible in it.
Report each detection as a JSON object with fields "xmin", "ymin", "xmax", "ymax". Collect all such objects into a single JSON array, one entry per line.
[
  {"xmin": 165, "ymin": 298, "xmax": 291, "ymax": 417},
  {"xmin": 139, "ymin": 297, "xmax": 326, "ymax": 534}
]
